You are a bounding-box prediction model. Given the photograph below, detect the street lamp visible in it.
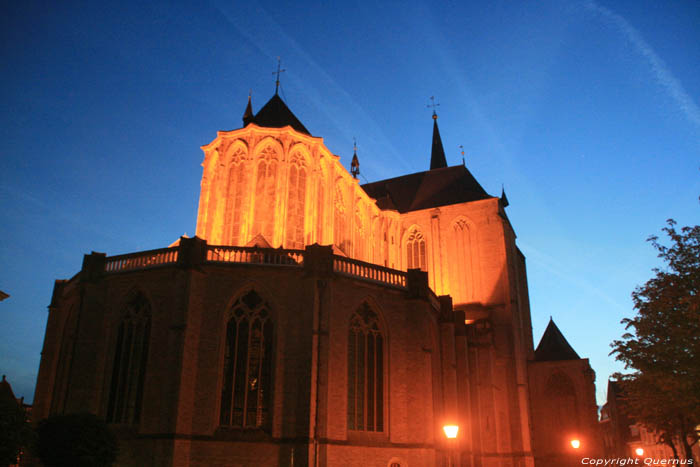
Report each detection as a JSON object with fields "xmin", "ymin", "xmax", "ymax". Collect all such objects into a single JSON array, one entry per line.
[
  {"xmin": 443, "ymin": 425, "xmax": 459, "ymax": 439},
  {"xmin": 635, "ymin": 448, "xmax": 644, "ymax": 456},
  {"xmin": 443, "ymin": 425, "xmax": 459, "ymax": 467},
  {"xmin": 570, "ymin": 439, "xmax": 581, "ymax": 449}
]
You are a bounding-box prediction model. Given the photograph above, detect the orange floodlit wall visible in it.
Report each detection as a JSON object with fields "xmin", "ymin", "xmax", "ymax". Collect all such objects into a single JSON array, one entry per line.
[{"xmin": 196, "ymin": 123, "xmax": 520, "ymax": 312}]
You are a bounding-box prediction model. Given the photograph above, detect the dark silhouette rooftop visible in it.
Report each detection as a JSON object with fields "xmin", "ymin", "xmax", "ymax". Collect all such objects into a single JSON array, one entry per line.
[
  {"xmin": 243, "ymin": 94, "xmax": 311, "ymax": 135},
  {"xmin": 534, "ymin": 318, "xmax": 581, "ymax": 361},
  {"xmin": 362, "ymin": 165, "xmax": 493, "ymax": 213}
]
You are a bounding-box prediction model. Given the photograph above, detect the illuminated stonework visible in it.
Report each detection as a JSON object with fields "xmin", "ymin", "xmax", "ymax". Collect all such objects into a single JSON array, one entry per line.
[{"xmin": 196, "ymin": 113, "xmax": 514, "ymax": 312}]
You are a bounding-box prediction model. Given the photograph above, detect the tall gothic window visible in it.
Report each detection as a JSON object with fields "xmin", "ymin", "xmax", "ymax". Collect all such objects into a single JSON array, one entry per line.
[
  {"xmin": 348, "ymin": 303, "xmax": 384, "ymax": 432},
  {"xmin": 225, "ymin": 154, "xmax": 248, "ymax": 245},
  {"xmin": 220, "ymin": 290, "xmax": 273, "ymax": 429},
  {"xmin": 286, "ymin": 162, "xmax": 306, "ymax": 249},
  {"xmin": 252, "ymin": 147, "xmax": 278, "ymax": 243},
  {"xmin": 334, "ymin": 186, "xmax": 348, "ymax": 254},
  {"xmin": 405, "ymin": 228, "xmax": 426, "ymax": 271},
  {"xmin": 449, "ymin": 219, "xmax": 474, "ymax": 303},
  {"xmin": 316, "ymin": 179, "xmax": 325, "ymax": 242},
  {"xmin": 107, "ymin": 293, "xmax": 151, "ymax": 424}
]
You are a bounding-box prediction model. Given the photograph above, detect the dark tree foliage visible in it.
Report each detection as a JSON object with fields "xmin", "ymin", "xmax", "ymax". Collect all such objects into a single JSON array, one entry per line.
[
  {"xmin": 36, "ymin": 413, "xmax": 118, "ymax": 467},
  {"xmin": 611, "ymin": 220, "xmax": 700, "ymax": 463},
  {"xmin": 0, "ymin": 395, "xmax": 33, "ymax": 467}
]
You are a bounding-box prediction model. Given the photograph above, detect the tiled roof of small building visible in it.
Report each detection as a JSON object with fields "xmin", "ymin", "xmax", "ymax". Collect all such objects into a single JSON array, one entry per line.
[{"xmin": 534, "ymin": 318, "xmax": 581, "ymax": 361}]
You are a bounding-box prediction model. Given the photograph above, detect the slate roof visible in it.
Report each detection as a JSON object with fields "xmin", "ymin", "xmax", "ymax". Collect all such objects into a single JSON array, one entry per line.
[
  {"xmin": 244, "ymin": 94, "xmax": 311, "ymax": 135},
  {"xmin": 361, "ymin": 165, "xmax": 493, "ymax": 213},
  {"xmin": 534, "ymin": 318, "xmax": 581, "ymax": 361}
]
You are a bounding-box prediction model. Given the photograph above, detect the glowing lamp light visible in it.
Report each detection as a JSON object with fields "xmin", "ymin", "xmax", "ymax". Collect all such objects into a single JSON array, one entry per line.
[
  {"xmin": 635, "ymin": 448, "xmax": 644, "ymax": 456},
  {"xmin": 443, "ymin": 425, "xmax": 459, "ymax": 439},
  {"xmin": 570, "ymin": 439, "xmax": 581, "ymax": 449}
]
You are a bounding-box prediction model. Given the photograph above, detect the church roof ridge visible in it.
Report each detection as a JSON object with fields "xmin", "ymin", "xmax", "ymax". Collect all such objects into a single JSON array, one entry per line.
[
  {"xmin": 245, "ymin": 93, "xmax": 311, "ymax": 136},
  {"xmin": 361, "ymin": 164, "xmax": 493, "ymax": 213},
  {"xmin": 534, "ymin": 318, "xmax": 581, "ymax": 361}
]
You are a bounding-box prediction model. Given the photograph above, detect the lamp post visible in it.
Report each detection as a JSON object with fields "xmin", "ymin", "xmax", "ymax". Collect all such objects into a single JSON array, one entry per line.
[{"xmin": 443, "ymin": 425, "xmax": 459, "ymax": 467}]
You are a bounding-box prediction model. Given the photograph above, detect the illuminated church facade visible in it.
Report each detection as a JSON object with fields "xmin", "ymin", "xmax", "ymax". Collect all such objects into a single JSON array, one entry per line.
[{"xmin": 32, "ymin": 91, "xmax": 601, "ymax": 467}]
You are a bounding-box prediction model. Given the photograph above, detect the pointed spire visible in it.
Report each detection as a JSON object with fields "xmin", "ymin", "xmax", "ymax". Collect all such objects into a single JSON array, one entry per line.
[
  {"xmin": 430, "ymin": 113, "xmax": 447, "ymax": 169},
  {"xmin": 242, "ymin": 91, "xmax": 254, "ymax": 126},
  {"xmin": 501, "ymin": 185, "xmax": 509, "ymax": 208},
  {"xmin": 351, "ymin": 138, "xmax": 360, "ymax": 179}
]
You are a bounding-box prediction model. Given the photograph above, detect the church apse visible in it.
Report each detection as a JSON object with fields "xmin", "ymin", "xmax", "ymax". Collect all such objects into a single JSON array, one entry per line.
[{"xmin": 32, "ymin": 90, "xmax": 602, "ymax": 467}]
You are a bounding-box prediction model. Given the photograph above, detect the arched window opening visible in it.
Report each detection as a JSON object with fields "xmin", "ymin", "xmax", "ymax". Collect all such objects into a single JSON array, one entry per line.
[
  {"xmin": 107, "ymin": 293, "xmax": 151, "ymax": 424},
  {"xmin": 220, "ymin": 290, "xmax": 273, "ymax": 429},
  {"xmin": 286, "ymin": 162, "xmax": 306, "ymax": 249},
  {"xmin": 225, "ymin": 155, "xmax": 248, "ymax": 245},
  {"xmin": 449, "ymin": 219, "xmax": 474, "ymax": 302},
  {"xmin": 334, "ymin": 186, "xmax": 348, "ymax": 254},
  {"xmin": 348, "ymin": 303, "xmax": 384, "ymax": 432},
  {"xmin": 252, "ymin": 147, "xmax": 278, "ymax": 244},
  {"xmin": 405, "ymin": 228, "xmax": 426, "ymax": 271}
]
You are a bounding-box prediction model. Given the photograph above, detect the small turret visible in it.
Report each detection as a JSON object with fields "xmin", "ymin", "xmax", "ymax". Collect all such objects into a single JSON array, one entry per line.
[
  {"xmin": 351, "ymin": 140, "xmax": 360, "ymax": 179},
  {"xmin": 242, "ymin": 92, "xmax": 254, "ymax": 127}
]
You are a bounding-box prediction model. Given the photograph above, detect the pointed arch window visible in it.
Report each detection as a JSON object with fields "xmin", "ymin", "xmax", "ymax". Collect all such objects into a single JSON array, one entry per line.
[
  {"xmin": 406, "ymin": 228, "xmax": 426, "ymax": 271},
  {"xmin": 225, "ymin": 150, "xmax": 249, "ymax": 245},
  {"xmin": 286, "ymin": 160, "xmax": 307, "ymax": 249},
  {"xmin": 348, "ymin": 303, "xmax": 384, "ymax": 432},
  {"xmin": 449, "ymin": 219, "xmax": 474, "ymax": 302},
  {"xmin": 107, "ymin": 293, "xmax": 151, "ymax": 424},
  {"xmin": 252, "ymin": 147, "xmax": 279, "ymax": 243},
  {"xmin": 334, "ymin": 186, "xmax": 348, "ymax": 254},
  {"xmin": 220, "ymin": 290, "xmax": 273, "ymax": 429}
]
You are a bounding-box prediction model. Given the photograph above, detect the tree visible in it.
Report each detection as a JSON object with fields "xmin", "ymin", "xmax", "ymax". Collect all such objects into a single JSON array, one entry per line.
[
  {"xmin": 611, "ymin": 220, "xmax": 700, "ymax": 463},
  {"xmin": 35, "ymin": 413, "xmax": 118, "ymax": 467}
]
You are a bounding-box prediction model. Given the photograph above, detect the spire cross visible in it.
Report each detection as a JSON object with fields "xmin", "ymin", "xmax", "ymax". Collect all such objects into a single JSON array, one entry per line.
[
  {"xmin": 273, "ymin": 57, "xmax": 286, "ymax": 94},
  {"xmin": 353, "ymin": 137, "xmax": 358, "ymax": 153},
  {"xmin": 427, "ymin": 96, "xmax": 440, "ymax": 118}
]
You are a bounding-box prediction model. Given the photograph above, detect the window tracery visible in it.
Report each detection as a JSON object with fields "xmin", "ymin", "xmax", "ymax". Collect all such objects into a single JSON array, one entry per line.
[
  {"xmin": 286, "ymin": 153, "xmax": 307, "ymax": 249},
  {"xmin": 252, "ymin": 146, "xmax": 279, "ymax": 243},
  {"xmin": 405, "ymin": 228, "xmax": 426, "ymax": 271},
  {"xmin": 107, "ymin": 293, "xmax": 151, "ymax": 424},
  {"xmin": 220, "ymin": 290, "xmax": 273, "ymax": 429},
  {"xmin": 225, "ymin": 147, "xmax": 248, "ymax": 244},
  {"xmin": 449, "ymin": 219, "xmax": 474, "ymax": 302},
  {"xmin": 348, "ymin": 303, "xmax": 384, "ymax": 432}
]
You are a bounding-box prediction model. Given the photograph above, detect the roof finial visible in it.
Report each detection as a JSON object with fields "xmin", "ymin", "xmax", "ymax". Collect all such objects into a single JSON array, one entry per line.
[
  {"xmin": 273, "ymin": 57, "xmax": 286, "ymax": 95},
  {"xmin": 427, "ymin": 96, "xmax": 440, "ymax": 119},
  {"xmin": 351, "ymin": 138, "xmax": 360, "ymax": 179},
  {"xmin": 459, "ymin": 145, "xmax": 465, "ymax": 166}
]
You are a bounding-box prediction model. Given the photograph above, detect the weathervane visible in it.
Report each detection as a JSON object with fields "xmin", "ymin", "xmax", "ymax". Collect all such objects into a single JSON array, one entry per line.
[
  {"xmin": 273, "ymin": 57, "xmax": 286, "ymax": 95},
  {"xmin": 427, "ymin": 96, "xmax": 440, "ymax": 119}
]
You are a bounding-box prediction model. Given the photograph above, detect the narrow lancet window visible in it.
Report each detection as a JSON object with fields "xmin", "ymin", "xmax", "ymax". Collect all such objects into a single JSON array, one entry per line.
[
  {"xmin": 285, "ymin": 163, "xmax": 306, "ymax": 249},
  {"xmin": 251, "ymin": 147, "xmax": 279, "ymax": 244},
  {"xmin": 107, "ymin": 293, "xmax": 151, "ymax": 424},
  {"xmin": 220, "ymin": 290, "xmax": 273, "ymax": 429},
  {"xmin": 348, "ymin": 303, "xmax": 384, "ymax": 432}
]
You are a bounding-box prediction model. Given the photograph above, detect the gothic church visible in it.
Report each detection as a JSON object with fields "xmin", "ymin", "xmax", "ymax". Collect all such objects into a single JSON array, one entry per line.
[{"xmin": 32, "ymin": 90, "xmax": 601, "ymax": 467}]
